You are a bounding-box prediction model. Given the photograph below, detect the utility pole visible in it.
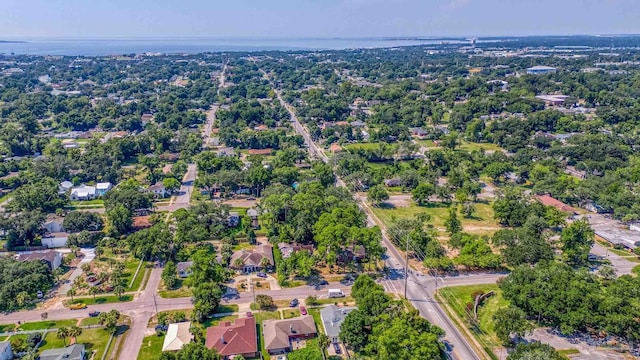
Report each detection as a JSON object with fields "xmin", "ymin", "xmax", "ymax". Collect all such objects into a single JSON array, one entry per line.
[
  {"xmin": 153, "ymin": 294, "xmax": 159, "ymax": 319},
  {"xmin": 404, "ymin": 235, "xmax": 409, "ymax": 299}
]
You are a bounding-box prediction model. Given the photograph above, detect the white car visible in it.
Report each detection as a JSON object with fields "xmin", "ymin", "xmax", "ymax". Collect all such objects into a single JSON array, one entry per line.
[{"xmin": 276, "ymin": 356, "xmax": 287, "ymax": 360}]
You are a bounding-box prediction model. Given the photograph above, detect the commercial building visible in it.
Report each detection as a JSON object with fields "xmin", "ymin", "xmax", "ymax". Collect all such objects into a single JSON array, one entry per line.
[{"xmin": 526, "ymin": 66, "xmax": 557, "ymax": 75}]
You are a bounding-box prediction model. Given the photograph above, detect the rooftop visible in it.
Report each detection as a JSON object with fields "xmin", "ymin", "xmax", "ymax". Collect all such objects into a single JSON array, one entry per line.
[
  {"xmin": 162, "ymin": 322, "xmax": 193, "ymax": 352},
  {"xmin": 320, "ymin": 305, "xmax": 356, "ymax": 338},
  {"xmin": 40, "ymin": 344, "xmax": 85, "ymax": 360},
  {"xmin": 263, "ymin": 316, "xmax": 317, "ymax": 351},
  {"xmin": 206, "ymin": 316, "xmax": 257, "ymax": 356}
]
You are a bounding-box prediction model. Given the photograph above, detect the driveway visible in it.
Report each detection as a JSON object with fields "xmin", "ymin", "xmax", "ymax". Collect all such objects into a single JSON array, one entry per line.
[{"xmin": 58, "ymin": 248, "xmax": 96, "ymax": 295}]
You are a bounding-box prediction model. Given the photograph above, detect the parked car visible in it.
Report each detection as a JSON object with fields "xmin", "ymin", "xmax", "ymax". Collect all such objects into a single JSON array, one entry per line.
[
  {"xmin": 88, "ymin": 311, "xmax": 101, "ymax": 317},
  {"xmin": 333, "ymin": 343, "xmax": 342, "ymax": 354},
  {"xmin": 256, "ymin": 272, "xmax": 267, "ymax": 278},
  {"xmin": 69, "ymin": 303, "xmax": 87, "ymax": 310},
  {"xmin": 299, "ymin": 306, "xmax": 307, "ymax": 315},
  {"xmin": 289, "ymin": 298, "xmax": 299, "ymax": 307},
  {"xmin": 318, "ymin": 280, "xmax": 328, "ymax": 285},
  {"xmin": 36, "ymin": 291, "xmax": 44, "ymax": 299}
]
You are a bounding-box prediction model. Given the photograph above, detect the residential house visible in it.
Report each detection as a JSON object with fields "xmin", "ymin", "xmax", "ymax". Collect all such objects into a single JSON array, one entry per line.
[
  {"xmin": 39, "ymin": 344, "xmax": 85, "ymax": 360},
  {"xmin": 321, "ymin": 305, "xmax": 357, "ymax": 343},
  {"xmin": 383, "ymin": 178, "xmax": 402, "ymax": 187},
  {"xmin": 132, "ymin": 216, "xmax": 153, "ymax": 230},
  {"xmin": 329, "ymin": 143, "xmax": 342, "ymax": 153},
  {"xmin": 16, "ymin": 250, "xmax": 63, "ymax": 270},
  {"xmin": 227, "ymin": 212, "xmax": 240, "ymax": 227},
  {"xmin": 41, "ymin": 233, "xmax": 70, "ymax": 248},
  {"xmin": 162, "ymin": 322, "xmax": 193, "ymax": 352},
  {"xmin": 277, "ymin": 243, "xmax": 314, "ymax": 259},
  {"xmin": 206, "ymin": 314, "xmax": 258, "ymax": 359},
  {"xmin": 263, "ymin": 316, "xmax": 317, "ymax": 354},
  {"xmin": 70, "ymin": 184, "xmax": 96, "ymax": 201},
  {"xmin": 337, "ymin": 245, "xmax": 367, "ymax": 264},
  {"xmin": 44, "ymin": 215, "xmax": 65, "ymax": 233},
  {"xmin": 536, "ymin": 194, "xmax": 577, "ymax": 214},
  {"xmin": 247, "ymin": 208, "xmax": 259, "ymax": 229},
  {"xmin": 565, "ymin": 166, "xmax": 586, "ymax": 180},
  {"xmin": 230, "ymin": 245, "xmax": 274, "ymax": 273},
  {"xmin": 95, "ymin": 182, "xmax": 113, "ymax": 196},
  {"xmin": 58, "ymin": 181, "xmax": 73, "ymax": 195},
  {"xmin": 216, "ymin": 147, "xmax": 236, "ymax": 157},
  {"xmin": 176, "ymin": 261, "xmax": 193, "ymax": 278},
  {"xmin": 247, "ymin": 148, "xmax": 273, "ymax": 156},
  {"xmin": 145, "ymin": 182, "xmax": 168, "ymax": 198},
  {"xmin": 410, "ymin": 127, "xmax": 428, "ymax": 138},
  {"xmin": 350, "ymin": 120, "xmax": 366, "ymax": 128},
  {"xmin": 0, "ymin": 341, "xmax": 11, "ymax": 360}
]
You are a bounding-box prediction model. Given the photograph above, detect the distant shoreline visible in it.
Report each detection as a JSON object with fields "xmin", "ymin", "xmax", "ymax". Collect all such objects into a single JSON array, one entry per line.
[{"xmin": 0, "ymin": 40, "xmax": 26, "ymax": 44}]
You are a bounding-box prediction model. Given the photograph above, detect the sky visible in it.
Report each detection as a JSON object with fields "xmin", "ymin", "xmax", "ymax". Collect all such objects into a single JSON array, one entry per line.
[{"xmin": 1, "ymin": 0, "xmax": 639, "ymax": 39}]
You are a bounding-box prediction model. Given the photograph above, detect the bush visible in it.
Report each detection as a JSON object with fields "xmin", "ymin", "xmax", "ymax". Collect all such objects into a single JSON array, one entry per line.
[
  {"xmin": 306, "ymin": 295, "xmax": 319, "ymax": 306},
  {"xmin": 255, "ymin": 294, "xmax": 275, "ymax": 310}
]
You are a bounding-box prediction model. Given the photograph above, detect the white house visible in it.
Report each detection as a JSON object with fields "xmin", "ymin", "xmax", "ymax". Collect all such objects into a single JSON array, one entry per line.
[
  {"xmin": 16, "ymin": 250, "xmax": 63, "ymax": 270},
  {"xmin": 70, "ymin": 184, "xmax": 97, "ymax": 201},
  {"xmin": 162, "ymin": 322, "xmax": 193, "ymax": 352},
  {"xmin": 42, "ymin": 233, "xmax": 70, "ymax": 248},
  {"xmin": 95, "ymin": 182, "xmax": 113, "ymax": 196},
  {"xmin": 44, "ymin": 215, "xmax": 65, "ymax": 233},
  {"xmin": 145, "ymin": 182, "xmax": 168, "ymax": 198},
  {"xmin": 0, "ymin": 341, "xmax": 12, "ymax": 360},
  {"xmin": 59, "ymin": 181, "xmax": 73, "ymax": 195}
]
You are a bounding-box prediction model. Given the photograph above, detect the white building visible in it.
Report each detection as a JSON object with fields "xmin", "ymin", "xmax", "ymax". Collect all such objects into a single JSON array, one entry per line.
[
  {"xmin": 59, "ymin": 181, "xmax": 73, "ymax": 195},
  {"xmin": 70, "ymin": 184, "xmax": 97, "ymax": 201},
  {"xmin": 145, "ymin": 182, "xmax": 167, "ymax": 198},
  {"xmin": 95, "ymin": 182, "xmax": 113, "ymax": 196},
  {"xmin": 527, "ymin": 66, "xmax": 557, "ymax": 75},
  {"xmin": 162, "ymin": 322, "xmax": 193, "ymax": 352}
]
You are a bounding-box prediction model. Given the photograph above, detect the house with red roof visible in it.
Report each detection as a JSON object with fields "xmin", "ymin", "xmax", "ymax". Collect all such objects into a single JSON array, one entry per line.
[
  {"xmin": 536, "ymin": 194, "xmax": 577, "ymax": 214},
  {"xmin": 205, "ymin": 314, "xmax": 258, "ymax": 359}
]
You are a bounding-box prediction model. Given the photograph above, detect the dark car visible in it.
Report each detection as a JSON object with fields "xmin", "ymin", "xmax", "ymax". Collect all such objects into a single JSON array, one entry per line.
[
  {"xmin": 88, "ymin": 311, "xmax": 101, "ymax": 317},
  {"xmin": 318, "ymin": 280, "xmax": 328, "ymax": 285},
  {"xmin": 334, "ymin": 343, "xmax": 342, "ymax": 354},
  {"xmin": 256, "ymin": 272, "xmax": 268, "ymax": 278},
  {"xmin": 289, "ymin": 298, "xmax": 299, "ymax": 307}
]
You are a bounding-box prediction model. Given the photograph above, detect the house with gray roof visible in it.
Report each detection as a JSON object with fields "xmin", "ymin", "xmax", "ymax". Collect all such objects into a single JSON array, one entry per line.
[
  {"xmin": 0, "ymin": 341, "xmax": 11, "ymax": 360},
  {"xmin": 320, "ymin": 305, "xmax": 356, "ymax": 343},
  {"xmin": 40, "ymin": 344, "xmax": 85, "ymax": 360},
  {"xmin": 263, "ymin": 316, "xmax": 317, "ymax": 354}
]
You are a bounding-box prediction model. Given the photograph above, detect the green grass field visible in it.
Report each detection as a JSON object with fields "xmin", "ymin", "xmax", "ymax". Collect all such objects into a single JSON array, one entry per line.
[
  {"xmin": 457, "ymin": 141, "xmax": 503, "ymax": 153},
  {"xmin": 79, "ymin": 317, "xmax": 102, "ymax": 326},
  {"xmin": 39, "ymin": 328, "xmax": 111, "ymax": 359},
  {"xmin": 282, "ymin": 308, "xmax": 301, "ymax": 319},
  {"xmin": 371, "ymin": 200, "xmax": 500, "ymax": 236},
  {"xmin": 0, "ymin": 324, "xmax": 15, "ymax": 333},
  {"xmin": 67, "ymin": 294, "xmax": 133, "ymax": 306},
  {"xmin": 439, "ymin": 284, "xmax": 508, "ymax": 354},
  {"xmin": 18, "ymin": 319, "xmax": 78, "ymax": 331},
  {"xmin": 138, "ymin": 334, "xmax": 165, "ymax": 360},
  {"xmin": 158, "ymin": 279, "xmax": 193, "ymax": 299}
]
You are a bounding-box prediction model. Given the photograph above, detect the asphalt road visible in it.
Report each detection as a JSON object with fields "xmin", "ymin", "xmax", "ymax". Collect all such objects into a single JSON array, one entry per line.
[{"xmin": 263, "ymin": 69, "xmax": 484, "ymax": 360}]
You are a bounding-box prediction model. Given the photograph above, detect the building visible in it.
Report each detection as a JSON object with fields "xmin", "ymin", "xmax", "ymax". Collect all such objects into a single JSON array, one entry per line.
[
  {"xmin": 70, "ymin": 184, "xmax": 97, "ymax": 201},
  {"xmin": 44, "ymin": 215, "xmax": 65, "ymax": 233},
  {"xmin": 227, "ymin": 212, "xmax": 240, "ymax": 227},
  {"xmin": 383, "ymin": 178, "xmax": 402, "ymax": 187},
  {"xmin": 337, "ymin": 245, "xmax": 367, "ymax": 264},
  {"xmin": 536, "ymin": 194, "xmax": 577, "ymax": 214},
  {"xmin": 40, "ymin": 344, "xmax": 85, "ymax": 360},
  {"xmin": 176, "ymin": 261, "xmax": 193, "ymax": 278},
  {"xmin": 217, "ymin": 147, "xmax": 236, "ymax": 157},
  {"xmin": 247, "ymin": 208, "xmax": 259, "ymax": 229},
  {"xmin": 526, "ymin": 66, "xmax": 557, "ymax": 75},
  {"xmin": 583, "ymin": 201, "xmax": 609, "ymax": 214},
  {"xmin": 329, "ymin": 143, "xmax": 342, "ymax": 153},
  {"xmin": 535, "ymin": 94, "xmax": 569, "ymax": 106},
  {"xmin": 247, "ymin": 148, "xmax": 273, "ymax": 156},
  {"xmin": 145, "ymin": 182, "xmax": 168, "ymax": 198},
  {"xmin": 16, "ymin": 250, "xmax": 63, "ymax": 270},
  {"xmin": 263, "ymin": 316, "xmax": 317, "ymax": 354},
  {"xmin": 277, "ymin": 243, "xmax": 314, "ymax": 259},
  {"xmin": 162, "ymin": 322, "xmax": 193, "ymax": 352},
  {"xmin": 410, "ymin": 127, "xmax": 428, "ymax": 138},
  {"xmin": 58, "ymin": 181, "xmax": 73, "ymax": 195},
  {"xmin": 132, "ymin": 216, "xmax": 153, "ymax": 230},
  {"xmin": 230, "ymin": 245, "xmax": 274, "ymax": 273},
  {"xmin": 95, "ymin": 182, "xmax": 112, "ymax": 196},
  {"xmin": 41, "ymin": 233, "xmax": 70, "ymax": 248},
  {"xmin": 0, "ymin": 341, "xmax": 11, "ymax": 360},
  {"xmin": 321, "ymin": 305, "xmax": 356, "ymax": 343},
  {"xmin": 205, "ymin": 314, "xmax": 258, "ymax": 359}
]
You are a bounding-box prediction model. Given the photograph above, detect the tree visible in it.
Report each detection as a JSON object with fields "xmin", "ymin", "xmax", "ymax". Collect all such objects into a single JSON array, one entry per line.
[
  {"xmin": 367, "ymin": 185, "xmax": 389, "ymax": 206},
  {"xmin": 162, "ymin": 177, "xmax": 181, "ymax": 194},
  {"xmin": 88, "ymin": 286, "xmax": 99, "ymax": 300},
  {"xmin": 57, "ymin": 327, "xmax": 70, "ymax": 346},
  {"xmin": 63, "ymin": 211, "xmax": 103, "ymax": 232},
  {"xmin": 162, "ymin": 261, "xmax": 178, "ymax": 289},
  {"xmin": 561, "ymin": 219, "xmax": 594, "ymax": 267},
  {"xmin": 159, "ymin": 342, "xmax": 221, "ymax": 360},
  {"xmin": 462, "ymin": 201, "xmax": 476, "ymax": 218},
  {"xmin": 340, "ymin": 309, "xmax": 370, "ymax": 352},
  {"xmin": 106, "ymin": 204, "xmax": 133, "ymax": 235},
  {"xmin": 10, "ymin": 178, "xmax": 68, "ymax": 213},
  {"xmin": 98, "ymin": 309, "xmax": 120, "ymax": 334},
  {"xmin": 16, "ymin": 291, "xmax": 30, "ymax": 307},
  {"xmin": 255, "ymin": 294, "xmax": 274, "ymax": 311},
  {"xmin": 68, "ymin": 325, "xmax": 82, "ymax": 343},
  {"xmin": 318, "ymin": 333, "xmax": 330, "ymax": 359},
  {"xmin": 0, "ymin": 210, "xmax": 46, "ymax": 250},
  {"xmin": 67, "ymin": 288, "xmax": 76, "ymax": 302},
  {"xmin": 493, "ymin": 306, "xmax": 531, "ymax": 346},
  {"xmin": 507, "ymin": 341, "xmax": 563, "ymax": 360},
  {"xmin": 192, "ymin": 282, "xmax": 223, "ymax": 322},
  {"xmin": 412, "ymin": 183, "xmax": 434, "ymax": 206},
  {"xmin": 444, "ymin": 208, "xmax": 462, "ymax": 235},
  {"xmin": 113, "ymin": 284, "xmax": 125, "ymax": 298}
]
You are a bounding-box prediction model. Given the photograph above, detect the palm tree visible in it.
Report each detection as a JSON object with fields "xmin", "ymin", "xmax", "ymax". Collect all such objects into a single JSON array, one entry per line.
[
  {"xmin": 233, "ymin": 258, "xmax": 244, "ymax": 270},
  {"xmin": 259, "ymin": 257, "xmax": 271, "ymax": 270},
  {"xmin": 81, "ymin": 263, "xmax": 91, "ymax": 273},
  {"xmin": 318, "ymin": 334, "xmax": 330, "ymax": 360},
  {"xmin": 88, "ymin": 286, "xmax": 99, "ymax": 300},
  {"xmin": 94, "ymin": 247, "xmax": 103, "ymax": 260},
  {"xmin": 113, "ymin": 284, "xmax": 125, "ymax": 298},
  {"xmin": 57, "ymin": 327, "xmax": 70, "ymax": 346},
  {"xmin": 66, "ymin": 288, "xmax": 76, "ymax": 302},
  {"xmin": 68, "ymin": 326, "xmax": 82, "ymax": 344}
]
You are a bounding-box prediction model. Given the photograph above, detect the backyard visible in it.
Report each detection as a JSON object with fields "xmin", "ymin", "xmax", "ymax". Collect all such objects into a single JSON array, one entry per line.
[{"xmin": 39, "ymin": 328, "xmax": 112, "ymax": 359}]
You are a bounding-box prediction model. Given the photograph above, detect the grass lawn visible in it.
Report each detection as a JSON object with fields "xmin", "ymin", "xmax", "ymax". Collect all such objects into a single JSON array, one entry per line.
[
  {"xmin": 201, "ymin": 315, "xmax": 238, "ymax": 328},
  {"xmin": 0, "ymin": 336, "xmax": 6, "ymax": 341},
  {"xmin": 371, "ymin": 200, "xmax": 500, "ymax": 236},
  {"xmin": 125, "ymin": 259, "xmax": 148, "ymax": 291},
  {"xmin": 217, "ymin": 304, "xmax": 239, "ymax": 314},
  {"xmin": 313, "ymin": 297, "xmax": 355, "ymax": 306},
  {"xmin": 307, "ymin": 308, "xmax": 325, "ymax": 333},
  {"xmin": 287, "ymin": 338, "xmax": 323, "ymax": 359},
  {"xmin": 67, "ymin": 294, "xmax": 133, "ymax": 306},
  {"xmin": 18, "ymin": 319, "xmax": 78, "ymax": 331},
  {"xmin": 439, "ymin": 284, "xmax": 508, "ymax": 355},
  {"xmin": 282, "ymin": 309, "xmax": 301, "ymax": 319},
  {"xmin": 79, "ymin": 317, "xmax": 102, "ymax": 326},
  {"xmin": 0, "ymin": 324, "xmax": 15, "ymax": 333},
  {"xmin": 344, "ymin": 142, "xmax": 389, "ymax": 151},
  {"xmin": 138, "ymin": 334, "xmax": 165, "ymax": 360},
  {"xmin": 158, "ymin": 279, "xmax": 193, "ymax": 299},
  {"xmin": 39, "ymin": 328, "xmax": 111, "ymax": 359},
  {"xmin": 70, "ymin": 199, "xmax": 104, "ymax": 206},
  {"xmin": 253, "ymin": 311, "xmax": 281, "ymax": 324},
  {"xmin": 458, "ymin": 141, "xmax": 503, "ymax": 153}
]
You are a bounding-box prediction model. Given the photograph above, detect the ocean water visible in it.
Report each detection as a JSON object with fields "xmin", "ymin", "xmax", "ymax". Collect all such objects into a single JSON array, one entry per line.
[{"xmin": 0, "ymin": 37, "xmax": 469, "ymax": 56}]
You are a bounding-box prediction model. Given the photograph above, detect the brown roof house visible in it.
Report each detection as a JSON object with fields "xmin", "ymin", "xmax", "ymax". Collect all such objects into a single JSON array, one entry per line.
[
  {"xmin": 16, "ymin": 250, "xmax": 63, "ymax": 270},
  {"xmin": 536, "ymin": 194, "xmax": 577, "ymax": 214},
  {"xmin": 263, "ymin": 316, "xmax": 317, "ymax": 354},
  {"xmin": 206, "ymin": 315, "xmax": 258, "ymax": 359},
  {"xmin": 230, "ymin": 245, "xmax": 274, "ymax": 273}
]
